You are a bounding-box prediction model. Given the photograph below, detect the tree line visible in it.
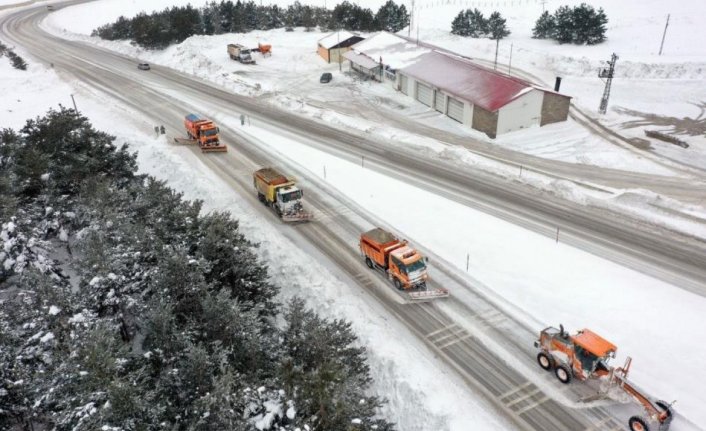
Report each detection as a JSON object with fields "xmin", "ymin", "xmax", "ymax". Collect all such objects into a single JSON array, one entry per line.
[
  {"xmin": 533, "ymin": 3, "xmax": 608, "ymax": 45},
  {"xmin": 0, "ymin": 107, "xmax": 394, "ymax": 431},
  {"xmin": 93, "ymin": 0, "xmax": 409, "ymax": 50},
  {"xmin": 451, "ymin": 8, "xmax": 510, "ymax": 40}
]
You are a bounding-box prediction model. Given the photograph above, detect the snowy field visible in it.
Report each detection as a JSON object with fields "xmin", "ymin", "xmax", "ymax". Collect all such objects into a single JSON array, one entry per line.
[{"xmin": 3, "ymin": 0, "xmax": 706, "ymax": 429}]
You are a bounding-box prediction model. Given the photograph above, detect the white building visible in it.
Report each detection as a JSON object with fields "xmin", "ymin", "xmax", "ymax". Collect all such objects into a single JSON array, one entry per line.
[{"xmin": 344, "ymin": 32, "xmax": 571, "ymax": 138}]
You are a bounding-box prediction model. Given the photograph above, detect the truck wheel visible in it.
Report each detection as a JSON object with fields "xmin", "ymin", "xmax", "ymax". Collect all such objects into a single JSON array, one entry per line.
[
  {"xmin": 554, "ymin": 364, "xmax": 572, "ymax": 384},
  {"xmin": 365, "ymin": 258, "xmax": 374, "ymax": 269},
  {"xmin": 537, "ymin": 352, "xmax": 554, "ymax": 371},
  {"xmin": 628, "ymin": 416, "xmax": 649, "ymax": 431},
  {"xmin": 257, "ymin": 193, "xmax": 266, "ymax": 204},
  {"xmin": 655, "ymin": 400, "xmax": 673, "ymax": 421},
  {"xmin": 393, "ymin": 278, "xmax": 403, "ymax": 291}
]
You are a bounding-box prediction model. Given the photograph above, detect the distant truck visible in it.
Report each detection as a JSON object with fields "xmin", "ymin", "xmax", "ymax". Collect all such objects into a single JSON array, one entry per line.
[
  {"xmin": 227, "ymin": 44, "xmax": 255, "ymax": 64},
  {"xmin": 173, "ymin": 114, "xmax": 227, "ymax": 153},
  {"xmin": 359, "ymin": 228, "xmax": 449, "ymax": 301},
  {"xmin": 253, "ymin": 168, "xmax": 313, "ymax": 222}
]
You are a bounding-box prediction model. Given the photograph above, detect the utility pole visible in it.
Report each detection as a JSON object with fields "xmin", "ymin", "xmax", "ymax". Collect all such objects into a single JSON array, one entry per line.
[
  {"xmin": 408, "ymin": 0, "xmax": 414, "ymax": 37},
  {"xmin": 659, "ymin": 14, "xmax": 670, "ymax": 56},
  {"xmin": 70, "ymin": 94, "xmax": 79, "ymax": 114},
  {"xmin": 598, "ymin": 53, "xmax": 618, "ymax": 114},
  {"xmin": 493, "ymin": 38, "xmax": 499, "ymax": 70},
  {"xmin": 337, "ymin": 30, "xmax": 341, "ymax": 71},
  {"xmin": 540, "ymin": 0, "xmax": 547, "ymax": 12},
  {"xmin": 508, "ymin": 43, "xmax": 513, "ymax": 75}
]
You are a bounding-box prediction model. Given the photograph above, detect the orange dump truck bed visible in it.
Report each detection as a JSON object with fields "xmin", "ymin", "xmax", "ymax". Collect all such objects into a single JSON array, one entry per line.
[{"xmin": 360, "ymin": 228, "xmax": 404, "ymax": 268}]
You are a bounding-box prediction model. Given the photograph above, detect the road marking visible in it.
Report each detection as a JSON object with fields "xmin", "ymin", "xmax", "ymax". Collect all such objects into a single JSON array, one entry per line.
[
  {"xmin": 437, "ymin": 332, "xmax": 472, "ymax": 349},
  {"xmin": 584, "ymin": 416, "xmax": 624, "ymax": 431},
  {"xmin": 425, "ymin": 324, "xmax": 458, "ymax": 339},
  {"xmin": 506, "ymin": 388, "xmax": 541, "ymax": 408},
  {"xmin": 514, "ymin": 395, "xmax": 549, "ymax": 414},
  {"xmin": 498, "ymin": 381, "xmax": 533, "ymax": 401}
]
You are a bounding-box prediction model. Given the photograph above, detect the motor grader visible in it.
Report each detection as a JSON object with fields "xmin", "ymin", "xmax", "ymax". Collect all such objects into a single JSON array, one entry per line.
[{"xmin": 534, "ymin": 325, "xmax": 674, "ymax": 431}]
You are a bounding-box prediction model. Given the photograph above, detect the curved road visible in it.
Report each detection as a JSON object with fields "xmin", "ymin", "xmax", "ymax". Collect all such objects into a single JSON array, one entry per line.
[{"xmin": 1, "ymin": 3, "xmax": 703, "ymax": 431}]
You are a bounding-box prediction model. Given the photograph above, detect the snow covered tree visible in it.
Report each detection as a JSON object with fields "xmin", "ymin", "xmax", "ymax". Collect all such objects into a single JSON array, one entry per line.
[
  {"xmin": 1, "ymin": 108, "xmax": 395, "ymax": 430},
  {"xmin": 451, "ymin": 8, "xmax": 487, "ymax": 38},
  {"xmin": 552, "ymin": 5, "xmax": 574, "ymax": 44},
  {"xmin": 375, "ymin": 1, "xmax": 410, "ymax": 33},
  {"xmin": 532, "ymin": 10, "xmax": 556, "ymax": 39},
  {"xmin": 487, "ymin": 11, "xmax": 510, "ymax": 40},
  {"xmin": 544, "ymin": 3, "xmax": 608, "ymax": 45},
  {"xmin": 573, "ymin": 3, "xmax": 608, "ymax": 44},
  {"xmin": 279, "ymin": 299, "xmax": 395, "ymax": 431}
]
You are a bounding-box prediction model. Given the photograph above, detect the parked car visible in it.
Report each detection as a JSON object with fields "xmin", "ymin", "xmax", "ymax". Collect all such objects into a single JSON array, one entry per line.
[
  {"xmin": 320, "ymin": 72, "xmax": 332, "ymax": 84},
  {"xmin": 46, "ymin": 5, "xmax": 55, "ymax": 11},
  {"xmin": 137, "ymin": 63, "xmax": 151, "ymax": 71}
]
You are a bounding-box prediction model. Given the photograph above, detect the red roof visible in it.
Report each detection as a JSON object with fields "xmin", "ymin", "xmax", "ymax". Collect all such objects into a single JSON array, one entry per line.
[{"xmin": 400, "ymin": 51, "xmax": 538, "ymax": 112}]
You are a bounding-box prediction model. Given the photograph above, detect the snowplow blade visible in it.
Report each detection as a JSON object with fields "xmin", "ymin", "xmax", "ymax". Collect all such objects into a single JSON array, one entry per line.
[
  {"xmin": 406, "ymin": 288, "xmax": 450, "ymax": 301},
  {"xmin": 281, "ymin": 212, "xmax": 313, "ymax": 223},
  {"xmin": 201, "ymin": 144, "xmax": 228, "ymax": 153},
  {"xmin": 174, "ymin": 137, "xmax": 197, "ymax": 145}
]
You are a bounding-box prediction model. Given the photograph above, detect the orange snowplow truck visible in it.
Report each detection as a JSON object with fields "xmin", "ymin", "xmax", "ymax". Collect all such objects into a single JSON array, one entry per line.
[
  {"xmin": 183, "ymin": 114, "xmax": 226, "ymax": 152},
  {"xmin": 360, "ymin": 228, "xmax": 448, "ymax": 300},
  {"xmin": 535, "ymin": 325, "xmax": 674, "ymax": 431}
]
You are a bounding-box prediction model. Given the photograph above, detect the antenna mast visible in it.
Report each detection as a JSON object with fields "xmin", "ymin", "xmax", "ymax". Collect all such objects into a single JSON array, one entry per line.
[{"xmin": 598, "ymin": 53, "xmax": 618, "ymax": 114}]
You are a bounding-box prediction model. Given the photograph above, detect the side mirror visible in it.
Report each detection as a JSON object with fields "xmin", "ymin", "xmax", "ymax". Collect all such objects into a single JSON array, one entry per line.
[
  {"xmin": 217, "ymin": 128, "xmax": 220, "ymax": 133},
  {"xmin": 300, "ymin": 190, "xmax": 304, "ymax": 196},
  {"xmin": 424, "ymin": 257, "xmax": 429, "ymax": 262}
]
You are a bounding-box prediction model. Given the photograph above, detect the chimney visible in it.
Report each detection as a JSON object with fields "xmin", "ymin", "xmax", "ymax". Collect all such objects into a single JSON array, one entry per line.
[{"xmin": 554, "ymin": 77, "xmax": 562, "ymax": 92}]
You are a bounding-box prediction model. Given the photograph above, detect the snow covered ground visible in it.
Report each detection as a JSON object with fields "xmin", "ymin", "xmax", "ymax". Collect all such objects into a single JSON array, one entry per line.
[{"xmin": 3, "ymin": 0, "xmax": 706, "ymax": 429}]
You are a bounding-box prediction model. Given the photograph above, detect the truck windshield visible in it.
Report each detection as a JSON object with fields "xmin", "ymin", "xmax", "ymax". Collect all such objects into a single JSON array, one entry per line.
[
  {"xmin": 202, "ymin": 129, "xmax": 218, "ymax": 136},
  {"xmin": 281, "ymin": 191, "xmax": 302, "ymax": 202},
  {"xmin": 403, "ymin": 259, "xmax": 426, "ymax": 273}
]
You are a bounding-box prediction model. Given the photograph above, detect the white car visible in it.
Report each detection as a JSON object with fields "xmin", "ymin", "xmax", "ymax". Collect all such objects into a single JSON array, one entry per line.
[{"xmin": 137, "ymin": 63, "xmax": 150, "ymax": 71}]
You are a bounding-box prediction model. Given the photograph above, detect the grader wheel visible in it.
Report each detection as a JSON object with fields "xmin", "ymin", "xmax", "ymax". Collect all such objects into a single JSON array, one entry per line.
[{"xmin": 628, "ymin": 416, "xmax": 649, "ymax": 431}]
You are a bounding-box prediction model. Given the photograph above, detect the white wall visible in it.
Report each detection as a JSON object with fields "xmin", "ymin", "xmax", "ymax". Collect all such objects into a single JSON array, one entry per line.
[
  {"xmin": 462, "ymin": 101, "xmax": 474, "ymax": 126},
  {"xmin": 496, "ymin": 90, "xmax": 543, "ymax": 135}
]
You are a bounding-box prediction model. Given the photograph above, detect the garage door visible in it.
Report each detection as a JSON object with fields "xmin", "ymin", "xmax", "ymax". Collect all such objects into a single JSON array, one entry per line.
[
  {"xmin": 447, "ymin": 97, "xmax": 464, "ymax": 123},
  {"xmin": 399, "ymin": 74, "xmax": 408, "ymax": 95},
  {"xmin": 416, "ymin": 82, "xmax": 432, "ymax": 107},
  {"xmin": 434, "ymin": 91, "xmax": 445, "ymax": 112}
]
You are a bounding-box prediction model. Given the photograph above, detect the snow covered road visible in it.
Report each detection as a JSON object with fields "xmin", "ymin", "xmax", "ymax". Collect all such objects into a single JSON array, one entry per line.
[{"xmin": 2, "ymin": 2, "xmax": 706, "ymax": 430}]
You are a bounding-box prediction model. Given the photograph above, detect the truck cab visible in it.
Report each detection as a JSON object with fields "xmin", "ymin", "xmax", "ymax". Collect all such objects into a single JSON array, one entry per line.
[
  {"xmin": 273, "ymin": 184, "xmax": 304, "ymax": 217},
  {"xmin": 389, "ymin": 246, "xmax": 428, "ymax": 288},
  {"xmin": 239, "ymin": 49, "xmax": 254, "ymax": 63}
]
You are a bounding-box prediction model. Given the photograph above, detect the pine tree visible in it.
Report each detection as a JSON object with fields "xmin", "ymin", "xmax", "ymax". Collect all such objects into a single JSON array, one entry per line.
[
  {"xmin": 487, "ymin": 11, "xmax": 510, "ymax": 40},
  {"xmin": 468, "ymin": 8, "xmax": 487, "ymax": 37},
  {"xmin": 376, "ymin": 0, "xmax": 407, "ymax": 32},
  {"xmin": 584, "ymin": 5, "xmax": 608, "ymax": 44},
  {"xmin": 553, "ymin": 5, "xmax": 574, "ymax": 44},
  {"xmin": 451, "ymin": 10, "xmax": 469, "ymax": 36},
  {"xmin": 532, "ymin": 10, "xmax": 555, "ymax": 39}
]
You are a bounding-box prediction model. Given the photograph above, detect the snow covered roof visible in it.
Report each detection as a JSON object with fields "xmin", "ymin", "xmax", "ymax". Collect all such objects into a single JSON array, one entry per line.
[
  {"xmin": 348, "ymin": 31, "xmax": 429, "ymax": 70},
  {"xmin": 318, "ymin": 31, "xmax": 356, "ymax": 49},
  {"xmin": 400, "ymin": 51, "xmax": 542, "ymax": 112},
  {"xmin": 343, "ymin": 50, "xmax": 380, "ymax": 70}
]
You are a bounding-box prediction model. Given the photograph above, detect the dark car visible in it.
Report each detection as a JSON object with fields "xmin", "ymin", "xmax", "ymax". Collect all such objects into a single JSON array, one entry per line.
[
  {"xmin": 137, "ymin": 63, "xmax": 151, "ymax": 71},
  {"xmin": 320, "ymin": 72, "xmax": 332, "ymax": 84}
]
